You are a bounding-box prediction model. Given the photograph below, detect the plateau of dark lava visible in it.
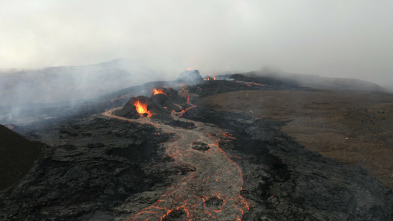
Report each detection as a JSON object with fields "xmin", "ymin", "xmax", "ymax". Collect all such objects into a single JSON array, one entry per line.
[{"xmin": 0, "ymin": 70, "xmax": 392, "ymax": 220}]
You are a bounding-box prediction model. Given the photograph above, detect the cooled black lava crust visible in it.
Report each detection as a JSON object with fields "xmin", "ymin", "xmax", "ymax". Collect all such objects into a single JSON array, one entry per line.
[
  {"xmin": 182, "ymin": 107, "xmax": 393, "ymax": 220},
  {"xmin": 1, "ymin": 74, "xmax": 392, "ymax": 220},
  {"xmin": 0, "ymin": 117, "xmax": 175, "ymax": 220}
]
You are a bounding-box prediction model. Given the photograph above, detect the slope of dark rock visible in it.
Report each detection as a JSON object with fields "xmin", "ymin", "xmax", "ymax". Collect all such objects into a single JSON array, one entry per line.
[
  {"xmin": 183, "ymin": 107, "xmax": 393, "ymax": 220},
  {"xmin": 187, "ymin": 80, "xmax": 262, "ymax": 98},
  {"xmin": 242, "ymin": 71, "xmax": 387, "ymax": 92},
  {"xmin": 0, "ymin": 117, "xmax": 177, "ymax": 220},
  {"xmin": 186, "ymin": 74, "xmax": 305, "ymax": 99},
  {"xmin": 0, "ymin": 125, "xmax": 41, "ymax": 190},
  {"xmin": 113, "ymin": 101, "xmax": 140, "ymax": 119}
]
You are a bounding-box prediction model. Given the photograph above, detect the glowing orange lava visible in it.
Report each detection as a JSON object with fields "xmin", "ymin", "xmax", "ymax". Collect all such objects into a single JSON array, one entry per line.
[
  {"xmin": 204, "ymin": 75, "xmax": 216, "ymax": 81},
  {"xmin": 153, "ymin": 88, "xmax": 166, "ymax": 95},
  {"xmin": 235, "ymin": 80, "xmax": 264, "ymax": 87},
  {"xmin": 102, "ymin": 87, "xmax": 251, "ymax": 220},
  {"xmin": 133, "ymin": 100, "xmax": 152, "ymax": 117}
]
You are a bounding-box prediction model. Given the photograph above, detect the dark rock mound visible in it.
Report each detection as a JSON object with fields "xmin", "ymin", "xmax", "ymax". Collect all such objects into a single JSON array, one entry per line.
[
  {"xmin": 192, "ymin": 142, "xmax": 210, "ymax": 151},
  {"xmin": 176, "ymin": 70, "xmax": 204, "ymax": 84},
  {"xmin": 0, "ymin": 125, "xmax": 41, "ymax": 190},
  {"xmin": 114, "ymin": 96, "xmax": 150, "ymax": 118},
  {"xmin": 149, "ymin": 88, "xmax": 187, "ymax": 120},
  {"xmin": 115, "ymin": 88, "xmax": 189, "ymax": 121},
  {"xmin": 167, "ymin": 120, "xmax": 196, "ymax": 129},
  {"xmin": 205, "ymin": 196, "xmax": 223, "ymax": 210},
  {"xmin": 113, "ymin": 101, "xmax": 140, "ymax": 119},
  {"xmin": 162, "ymin": 208, "xmax": 187, "ymax": 221}
]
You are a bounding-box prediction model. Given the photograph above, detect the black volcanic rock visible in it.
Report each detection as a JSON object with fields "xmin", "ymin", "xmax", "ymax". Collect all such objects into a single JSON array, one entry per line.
[
  {"xmin": 205, "ymin": 196, "xmax": 223, "ymax": 210},
  {"xmin": 0, "ymin": 125, "xmax": 41, "ymax": 190},
  {"xmin": 1, "ymin": 73, "xmax": 392, "ymax": 220},
  {"xmin": 192, "ymin": 142, "xmax": 210, "ymax": 151},
  {"xmin": 176, "ymin": 70, "xmax": 204, "ymax": 84},
  {"xmin": 183, "ymin": 107, "xmax": 393, "ymax": 220},
  {"xmin": 187, "ymin": 79, "xmax": 265, "ymax": 98},
  {"xmin": 113, "ymin": 101, "xmax": 140, "ymax": 119},
  {"xmin": 0, "ymin": 117, "xmax": 175, "ymax": 220},
  {"xmin": 150, "ymin": 88, "xmax": 188, "ymax": 119},
  {"xmin": 114, "ymin": 96, "xmax": 151, "ymax": 119},
  {"xmin": 167, "ymin": 120, "xmax": 196, "ymax": 129},
  {"xmin": 150, "ymin": 93, "xmax": 183, "ymax": 114},
  {"xmin": 115, "ymin": 88, "xmax": 189, "ymax": 121}
]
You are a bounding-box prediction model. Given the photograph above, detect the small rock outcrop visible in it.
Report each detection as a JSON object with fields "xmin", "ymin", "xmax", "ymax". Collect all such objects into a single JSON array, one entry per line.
[
  {"xmin": 192, "ymin": 142, "xmax": 210, "ymax": 151},
  {"xmin": 0, "ymin": 125, "xmax": 41, "ymax": 190}
]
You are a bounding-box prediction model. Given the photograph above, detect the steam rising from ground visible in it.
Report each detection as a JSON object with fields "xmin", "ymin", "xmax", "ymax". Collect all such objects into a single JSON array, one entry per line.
[
  {"xmin": 0, "ymin": 59, "xmax": 166, "ymax": 123},
  {"xmin": 1, "ymin": 1, "xmax": 393, "ymax": 123},
  {"xmin": 1, "ymin": 1, "xmax": 392, "ymax": 85}
]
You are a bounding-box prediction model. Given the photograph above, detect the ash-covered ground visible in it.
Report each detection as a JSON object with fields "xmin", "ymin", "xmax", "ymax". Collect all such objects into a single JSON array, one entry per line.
[{"xmin": 0, "ymin": 71, "xmax": 392, "ymax": 220}]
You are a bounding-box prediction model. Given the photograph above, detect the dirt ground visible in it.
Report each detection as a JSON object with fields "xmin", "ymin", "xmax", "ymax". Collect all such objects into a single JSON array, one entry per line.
[{"xmin": 199, "ymin": 89, "xmax": 393, "ymax": 190}]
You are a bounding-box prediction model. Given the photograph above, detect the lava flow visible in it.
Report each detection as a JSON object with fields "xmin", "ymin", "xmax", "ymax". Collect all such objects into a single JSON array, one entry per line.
[
  {"xmin": 204, "ymin": 75, "xmax": 216, "ymax": 81},
  {"xmin": 235, "ymin": 80, "xmax": 264, "ymax": 87},
  {"xmin": 103, "ymin": 90, "xmax": 250, "ymax": 220},
  {"xmin": 133, "ymin": 100, "xmax": 152, "ymax": 117},
  {"xmin": 153, "ymin": 88, "xmax": 166, "ymax": 95}
]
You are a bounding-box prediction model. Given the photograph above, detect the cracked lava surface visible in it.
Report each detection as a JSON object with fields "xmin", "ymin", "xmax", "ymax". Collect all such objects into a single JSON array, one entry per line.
[{"xmin": 103, "ymin": 108, "xmax": 250, "ymax": 220}]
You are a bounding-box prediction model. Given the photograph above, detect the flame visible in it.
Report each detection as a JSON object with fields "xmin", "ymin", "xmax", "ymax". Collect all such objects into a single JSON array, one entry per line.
[
  {"xmin": 133, "ymin": 100, "xmax": 152, "ymax": 117},
  {"xmin": 204, "ymin": 75, "xmax": 216, "ymax": 81},
  {"xmin": 153, "ymin": 88, "xmax": 166, "ymax": 95},
  {"xmin": 187, "ymin": 68, "xmax": 192, "ymax": 71}
]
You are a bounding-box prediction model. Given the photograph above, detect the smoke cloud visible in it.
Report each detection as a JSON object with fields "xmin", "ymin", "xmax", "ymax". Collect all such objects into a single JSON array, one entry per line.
[
  {"xmin": 1, "ymin": 0, "xmax": 393, "ymax": 124},
  {"xmin": 0, "ymin": 0, "xmax": 392, "ymax": 85}
]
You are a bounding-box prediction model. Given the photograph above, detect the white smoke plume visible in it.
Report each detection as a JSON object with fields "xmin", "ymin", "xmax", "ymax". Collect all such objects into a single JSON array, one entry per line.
[{"xmin": 1, "ymin": 0, "xmax": 393, "ymax": 123}]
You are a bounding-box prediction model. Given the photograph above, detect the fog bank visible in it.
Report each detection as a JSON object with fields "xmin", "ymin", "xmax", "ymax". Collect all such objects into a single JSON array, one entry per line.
[{"xmin": 0, "ymin": 0, "xmax": 392, "ymax": 87}]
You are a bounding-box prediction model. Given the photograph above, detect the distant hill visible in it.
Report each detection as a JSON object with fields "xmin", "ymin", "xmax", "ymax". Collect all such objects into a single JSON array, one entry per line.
[
  {"xmin": 0, "ymin": 125, "xmax": 41, "ymax": 190},
  {"xmin": 245, "ymin": 71, "xmax": 387, "ymax": 92}
]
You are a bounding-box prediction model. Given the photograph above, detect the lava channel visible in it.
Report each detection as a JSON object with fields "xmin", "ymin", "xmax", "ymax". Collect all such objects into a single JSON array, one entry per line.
[{"xmin": 103, "ymin": 99, "xmax": 249, "ymax": 220}]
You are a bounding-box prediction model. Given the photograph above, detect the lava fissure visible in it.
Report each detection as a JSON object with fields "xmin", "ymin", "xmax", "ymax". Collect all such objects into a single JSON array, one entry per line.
[
  {"xmin": 103, "ymin": 90, "xmax": 249, "ymax": 220},
  {"xmin": 153, "ymin": 88, "xmax": 166, "ymax": 96}
]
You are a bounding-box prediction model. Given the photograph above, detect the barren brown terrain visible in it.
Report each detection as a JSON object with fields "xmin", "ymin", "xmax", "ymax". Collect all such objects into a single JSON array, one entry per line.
[{"xmin": 199, "ymin": 89, "xmax": 393, "ymax": 190}]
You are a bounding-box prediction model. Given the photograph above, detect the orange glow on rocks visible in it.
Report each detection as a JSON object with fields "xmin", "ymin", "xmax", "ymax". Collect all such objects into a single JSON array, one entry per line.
[
  {"xmin": 204, "ymin": 75, "xmax": 216, "ymax": 81},
  {"xmin": 235, "ymin": 80, "xmax": 264, "ymax": 87}
]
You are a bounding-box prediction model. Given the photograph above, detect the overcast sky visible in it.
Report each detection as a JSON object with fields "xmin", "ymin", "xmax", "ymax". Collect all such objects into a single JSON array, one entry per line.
[{"xmin": 0, "ymin": 0, "xmax": 392, "ymax": 86}]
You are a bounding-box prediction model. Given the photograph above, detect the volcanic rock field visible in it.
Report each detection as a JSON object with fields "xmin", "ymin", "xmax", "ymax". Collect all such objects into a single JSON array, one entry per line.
[{"xmin": 1, "ymin": 71, "xmax": 393, "ymax": 220}]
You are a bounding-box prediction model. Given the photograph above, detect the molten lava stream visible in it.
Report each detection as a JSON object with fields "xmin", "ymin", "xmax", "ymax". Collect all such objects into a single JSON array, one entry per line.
[
  {"xmin": 153, "ymin": 88, "xmax": 166, "ymax": 95},
  {"xmin": 102, "ymin": 98, "xmax": 249, "ymax": 220},
  {"xmin": 234, "ymin": 80, "xmax": 264, "ymax": 87}
]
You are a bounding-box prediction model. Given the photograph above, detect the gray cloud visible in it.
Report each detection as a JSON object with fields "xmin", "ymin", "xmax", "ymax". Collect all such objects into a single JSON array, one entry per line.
[{"xmin": 0, "ymin": 0, "xmax": 393, "ymax": 87}]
